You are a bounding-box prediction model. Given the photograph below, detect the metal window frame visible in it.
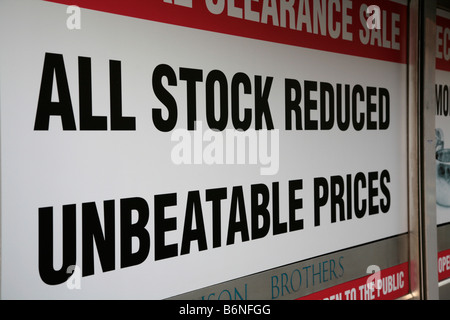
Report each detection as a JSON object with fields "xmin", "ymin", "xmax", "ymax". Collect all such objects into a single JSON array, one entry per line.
[{"xmin": 408, "ymin": 0, "xmax": 439, "ymax": 300}]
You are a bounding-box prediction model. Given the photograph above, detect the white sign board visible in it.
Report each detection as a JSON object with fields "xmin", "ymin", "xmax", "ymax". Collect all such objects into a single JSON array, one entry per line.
[{"xmin": 0, "ymin": 0, "xmax": 408, "ymax": 299}]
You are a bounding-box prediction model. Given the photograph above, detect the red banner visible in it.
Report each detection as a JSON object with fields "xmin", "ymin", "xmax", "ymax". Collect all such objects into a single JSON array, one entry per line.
[
  {"xmin": 438, "ymin": 249, "xmax": 450, "ymax": 281},
  {"xmin": 45, "ymin": 0, "xmax": 407, "ymax": 64},
  {"xmin": 437, "ymin": 15, "xmax": 450, "ymax": 72},
  {"xmin": 298, "ymin": 262, "xmax": 409, "ymax": 300}
]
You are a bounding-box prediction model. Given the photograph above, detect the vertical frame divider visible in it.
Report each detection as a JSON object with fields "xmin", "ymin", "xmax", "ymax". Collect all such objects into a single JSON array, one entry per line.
[{"xmin": 408, "ymin": 0, "xmax": 439, "ymax": 300}]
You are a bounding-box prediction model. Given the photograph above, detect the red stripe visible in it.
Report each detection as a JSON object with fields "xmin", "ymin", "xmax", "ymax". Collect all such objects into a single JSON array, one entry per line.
[
  {"xmin": 438, "ymin": 249, "xmax": 450, "ymax": 281},
  {"xmin": 297, "ymin": 262, "xmax": 409, "ymax": 300},
  {"xmin": 45, "ymin": 0, "xmax": 407, "ymax": 64},
  {"xmin": 437, "ymin": 15, "xmax": 450, "ymax": 72}
]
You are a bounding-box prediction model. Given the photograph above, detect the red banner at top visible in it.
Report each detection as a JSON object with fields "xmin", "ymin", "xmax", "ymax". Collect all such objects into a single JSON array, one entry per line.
[{"xmin": 45, "ymin": 0, "xmax": 407, "ymax": 64}]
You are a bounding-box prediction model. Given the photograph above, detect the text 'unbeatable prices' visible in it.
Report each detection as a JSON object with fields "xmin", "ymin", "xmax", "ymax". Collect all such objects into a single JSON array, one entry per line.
[{"xmin": 38, "ymin": 171, "xmax": 390, "ymax": 286}]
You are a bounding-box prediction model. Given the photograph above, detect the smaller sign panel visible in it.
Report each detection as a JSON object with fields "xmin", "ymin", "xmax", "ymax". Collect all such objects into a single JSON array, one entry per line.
[
  {"xmin": 438, "ymin": 249, "xmax": 450, "ymax": 282},
  {"xmin": 436, "ymin": 10, "xmax": 450, "ymax": 226},
  {"xmin": 298, "ymin": 262, "xmax": 409, "ymax": 300},
  {"xmin": 169, "ymin": 235, "xmax": 409, "ymax": 300}
]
